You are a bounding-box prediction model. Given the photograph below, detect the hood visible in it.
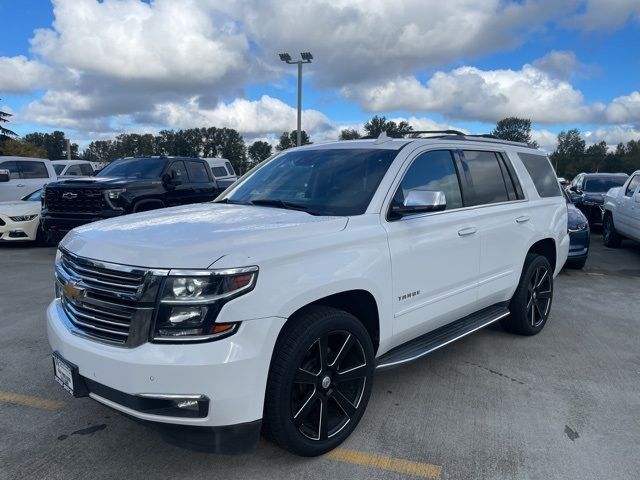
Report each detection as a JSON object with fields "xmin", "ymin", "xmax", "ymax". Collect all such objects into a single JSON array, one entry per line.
[
  {"xmin": 0, "ymin": 200, "xmax": 40, "ymax": 216},
  {"xmin": 567, "ymin": 202, "xmax": 588, "ymax": 226},
  {"xmin": 61, "ymin": 203, "xmax": 348, "ymax": 269}
]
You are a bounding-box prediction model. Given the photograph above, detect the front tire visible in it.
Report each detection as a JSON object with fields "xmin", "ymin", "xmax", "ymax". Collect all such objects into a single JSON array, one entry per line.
[
  {"xmin": 501, "ymin": 254, "xmax": 553, "ymax": 336},
  {"xmin": 602, "ymin": 213, "xmax": 622, "ymax": 248},
  {"xmin": 264, "ymin": 306, "xmax": 375, "ymax": 456}
]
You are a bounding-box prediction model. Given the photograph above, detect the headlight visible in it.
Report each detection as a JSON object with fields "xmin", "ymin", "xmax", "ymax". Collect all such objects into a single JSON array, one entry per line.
[
  {"xmin": 9, "ymin": 214, "xmax": 38, "ymax": 222},
  {"xmin": 153, "ymin": 267, "xmax": 258, "ymax": 342},
  {"xmin": 105, "ymin": 188, "xmax": 126, "ymax": 199},
  {"xmin": 568, "ymin": 222, "xmax": 588, "ymax": 232}
]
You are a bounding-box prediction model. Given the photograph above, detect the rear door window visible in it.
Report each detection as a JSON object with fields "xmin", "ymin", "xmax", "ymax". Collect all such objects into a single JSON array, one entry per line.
[
  {"xmin": 186, "ymin": 161, "xmax": 210, "ymax": 183},
  {"xmin": 19, "ymin": 161, "xmax": 49, "ymax": 179},
  {"xmin": 65, "ymin": 165, "xmax": 83, "ymax": 176},
  {"xmin": 80, "ymin": 164, "xmax": 94, "ymax": 176},
  {"xmin": 461, "ymin": 151, "xmax": 510, "ymax": 205},
  {"xmin": 517, "ymin": 152, "xmax": 561, "ymax": 198},
  {"xmin": 225, "ymin": 161, "xmax": 236, "ymax": 176}
]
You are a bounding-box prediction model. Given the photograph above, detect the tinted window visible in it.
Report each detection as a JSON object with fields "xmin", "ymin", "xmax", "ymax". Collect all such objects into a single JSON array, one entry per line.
[
  {"xmin": 186, "ymin": 161, "xmax": 210, "ymax": 183},
  {"xmin": 222, "ymin": 148, "xmax": 398, "ymax": 216},
  {"xmin": 463, "ymin": 151, "xmax": 510, "ymax": 205},
  {"xmin": 625, "ymin": 175, "xmax": 640, "ymax": 197},
  {"xmin": 98, "ymin": 158, "xmax": 167, "ymax": 179},
  {"xmin": 393, "ymin": 150, "xmax": 462, "ymax": 211},
  {"xmin": 20, "ymin": 161, "xmax": 49, "ymax": 179},
  {"xmin": 168, "ymin": 161, "xmax": 188, "ymax": 181},
  {"xmin": 53, "ymin": 164, "xmax": 65, "ymax": 175},
  {"xmin": 225, "ymin": 161, "xmax": 235, "ymax": 176},
  {"xmin": 80, "ymin": 164, "xmax": 94, "ymax": 175},
  {"xmin": 65, "ymin": 165, "xmax": 83, "ymax": 176},
  {"xmin": 24, "ymin": 189, "xmax": 42, "ymax": 201},
  {"xmin": 0, "ymin": 161, "xmax": 21, "ymax": 180},
  {"xmin": 211, "ymin": 166, "xmax": 228, "ymax": 177},
  {"xmin": 584, "ymin": 176, "xmax": 626, "ymax": 193},
  {"xmin": 517, "ymin": 152, "xmax": 561, "ymax": 198}
]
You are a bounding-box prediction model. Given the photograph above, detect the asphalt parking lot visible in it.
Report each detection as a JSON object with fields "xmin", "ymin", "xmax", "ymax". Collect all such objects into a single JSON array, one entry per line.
[{"xmin": 1, "ymin": 235, "xmax": 639, "ymax": 480}]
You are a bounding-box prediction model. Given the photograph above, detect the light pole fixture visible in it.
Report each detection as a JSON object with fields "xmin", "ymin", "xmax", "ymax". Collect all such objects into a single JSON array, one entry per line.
[{"xmin": 279, "ymin": 52, "xmax": 313, "ymax": 147}]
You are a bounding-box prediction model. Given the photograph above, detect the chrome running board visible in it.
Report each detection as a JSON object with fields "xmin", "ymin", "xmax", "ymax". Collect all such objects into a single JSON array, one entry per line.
[{"xmin": 376, "ymin": 304, "xmax": 510, "ymax": 370}]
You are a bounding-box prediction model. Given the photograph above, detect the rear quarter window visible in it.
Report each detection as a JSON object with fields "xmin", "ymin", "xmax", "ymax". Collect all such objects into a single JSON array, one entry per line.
[
  {"xmin": 517, "ymin": 153, "xmax": 561, "ymax": 198},
  {"xmin": 211, "ymin": 166, "xmax": 228, "ymax": 178}
]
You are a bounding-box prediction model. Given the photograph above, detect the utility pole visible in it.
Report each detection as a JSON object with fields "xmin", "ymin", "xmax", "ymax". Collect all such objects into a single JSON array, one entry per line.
[
  {"xmin": 279, "ymin": 52, "xmax": 313, "ymax": 147},
  {"xmin": 66, "ymin": 138, "xmax": 71, "ymax": 160}
]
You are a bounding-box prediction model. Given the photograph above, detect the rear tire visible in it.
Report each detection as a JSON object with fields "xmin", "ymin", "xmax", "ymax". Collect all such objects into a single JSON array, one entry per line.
[
  {"xmin": 602, "ymin": 213, "xmax": 622, "ymax": 248},
  {"xmin": 501, "ymin": 254, "xmax": 553, "ymax": 336},
  {"xmin": 264, "ymin": 306, "xmax": 375, "ymax": 456}
]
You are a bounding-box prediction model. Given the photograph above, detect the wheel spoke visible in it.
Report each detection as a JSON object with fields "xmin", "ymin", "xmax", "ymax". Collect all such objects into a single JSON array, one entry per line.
[
  {"xmin": 318, "ymin": 334, "xmax": 329, "ymax": 370},
  {"xmin": 336, "ymin": 363, "xmax": 367, "ymax": 382},
  {"xmin": 318, "ymin": 397, "xmax": 329, "ymax": 441},
  {"xmin": 534, "ymin": 300, "xmax": 544, "ymax": 324},
  {"xmin": 330, "ymin": 334, "xmax": 354, "ymax": 368},
  {"xmin": 537, "ymin": 289, "xmax": 552, "ymax": 300},
  {"xmin": 536, "ymin": 268, "xmax": 548, "ymax": 288},
  {"xmin": 294, "ymin": 368, "xmax": 318, "ymax": 384},
  {"xmin": 530, "ymin": 301, "xmax": 536, "ymax": 327},
  {"xmin": 331, "ymin": 389, "xmax": 357, "ymax": 418},
  {"xmin": 293, "ymin": 389, "xmax": 319, "ymax": 426}
]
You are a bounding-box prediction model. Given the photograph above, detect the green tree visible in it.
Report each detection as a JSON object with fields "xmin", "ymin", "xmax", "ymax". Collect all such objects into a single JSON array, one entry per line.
[
  {"xmin": 584, "ymin": 141, "xmax": 608, "ymax": 172},
  {"xmin": 339, "ymin": 128, "xmax": 361, "ymax": 140},
  {"xmin": 0, "ymin": 99, "xmax": 17, "ymax": 142},
  {"xmin": 23, "ymin": 131, "xmax": 79, "ymax": 159},
  {"xmin": 491, "ymin": 117, "xmax": 538, "ymax": 147},
  {"xmin": 248, "ymin": 140, "xmax": 272, "ymax": 164},
  {"xmin": 83, "ymin": 140, "xmax": 118, "ymax": 162},
  {"xmin": 276, "ymin": 130, "xmax": 311, "ymax": 151},
  {"xmin": 363, "ymin": 115, "xmax": 412, "ymax": 138},
  {"xmin": 550, "ymin": 129, "xmax": 586, "ymax": 177},
  {"xmin": 0, "ymin": 139, "xmax": 47, "ymax": 157},
  {"xmin": 215, "ymin": 128, "xmax": 247, "ymax": 173}
]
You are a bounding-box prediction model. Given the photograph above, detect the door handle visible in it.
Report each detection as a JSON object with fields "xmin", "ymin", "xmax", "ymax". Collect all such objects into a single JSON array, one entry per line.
[
  {"xmin": 16, "ymin": 184, "xmax": 25, "ymax": 187},
  {"xmin": 515, "ymin": 216, "xmax": 530, "ymax": 224},
  {"xmin": 458, "ymin": 227, "xmax": 477, "ymax": 237}
]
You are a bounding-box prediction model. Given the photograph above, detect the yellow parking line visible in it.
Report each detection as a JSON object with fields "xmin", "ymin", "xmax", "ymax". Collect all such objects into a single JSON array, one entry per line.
[
  {"xmin": 0, "ymin": 391, "xmax": 65, "ymax": 410},
  {"xmin": 326, "ymin": 448, "xmax": 441, "ymax": 479}
]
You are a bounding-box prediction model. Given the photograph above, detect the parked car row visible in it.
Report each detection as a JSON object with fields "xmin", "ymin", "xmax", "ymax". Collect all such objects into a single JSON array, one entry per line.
[{"xmin": 0, "ymin": 155, "xmax": 238, "ymax": 244}]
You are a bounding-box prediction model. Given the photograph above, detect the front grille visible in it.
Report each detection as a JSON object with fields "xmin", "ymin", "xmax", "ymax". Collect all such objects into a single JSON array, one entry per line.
[
  {"xmin": 46, "ymin": 188, "xmax": 108, "ymax": 213},
  {"xmin": 55, "ymin": 250, "xmax": 162, "ymax": 346}
]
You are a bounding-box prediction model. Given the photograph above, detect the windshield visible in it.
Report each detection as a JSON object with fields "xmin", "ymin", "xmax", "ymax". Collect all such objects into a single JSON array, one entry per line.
[
  {"xmin": 220, "ymin": 148, "xmax": 399, "ymax": 216},
  {"xmin": 53, "ymin": 165, "xmax": 65, "ymax": 175},
  {"xmin": 97, "ymin": 158, "xmax": 166, "ymax": 179},
  {"xmin": 584, "ymin": 177, "xmax": 626, "ymax": 193},
  {"xmin": 22, "ymin": 189, "xmax": 42, "ymax": 201}
]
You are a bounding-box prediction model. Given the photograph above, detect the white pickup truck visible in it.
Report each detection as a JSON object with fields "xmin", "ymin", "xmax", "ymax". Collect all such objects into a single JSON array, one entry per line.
[
  {"xmin": 0, "ymin": 156, "xmax": 57, "ymax": 202},
  {"xmin": 602, "ymin": 170, "xmax": 640, "ymax": 247}
]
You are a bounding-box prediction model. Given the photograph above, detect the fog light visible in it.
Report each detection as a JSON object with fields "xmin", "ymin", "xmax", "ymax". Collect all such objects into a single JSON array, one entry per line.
[{"xmin": 175, "ymin": 399, "xmax": 199, "ymax": 410}]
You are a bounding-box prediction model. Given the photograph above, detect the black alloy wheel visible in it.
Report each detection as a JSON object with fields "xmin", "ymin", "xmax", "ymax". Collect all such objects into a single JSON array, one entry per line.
[
  {"xmin": 292, "ymin": 331, "xmax": 368, "ymax": 441},
  {"xmin": 264, "ymin": 306, "xmax": 374, "ymax": 456},
  {"xmin": 526, "ymin": 265, "xmax": 552, "ymax": 328}
]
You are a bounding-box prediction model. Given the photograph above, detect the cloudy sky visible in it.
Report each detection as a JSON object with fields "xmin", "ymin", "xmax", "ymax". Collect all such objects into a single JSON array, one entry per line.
[{"xmin": 1, "ymin": 0, "xmax": 639, "ymax": 151}]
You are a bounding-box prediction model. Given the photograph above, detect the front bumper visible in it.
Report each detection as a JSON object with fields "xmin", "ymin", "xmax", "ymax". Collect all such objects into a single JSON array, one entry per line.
[
  {"xmin": 47, "ymin": 300, "xmax": 285, "ymax": 438},
  {"xmin": 0, "ymin": 214, "xmax": 40, "ymax": 241},
  {"xmin": 568, "ymin": 228, "xmax": 590, "ymax": 259}
]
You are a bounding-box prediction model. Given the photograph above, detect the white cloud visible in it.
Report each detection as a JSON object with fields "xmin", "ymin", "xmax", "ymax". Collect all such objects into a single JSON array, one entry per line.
[
  {"xmin": 531, "ymin": 129, "xmax": 559, "ymax": 152},
  {"xmin": 345, "ymin": 63, "xmax": 600, "ymax": 123},
  {"xmin": 143, "ymin": 95, "xmax": 333, "ymax": 136},
  {"xmin": 604, "ymin": 91, "xmax": 640, "ymax": 123},
  {"xmin": 531, "ymin": 50, "xmax": 581, "ymax": 80},
  {"xmin": 0, "ymin": 56, "xmax": 49, "ymax": 93},
  {"xmin": 584, "ymin": 125, "xmax": 640, "ymax": 147},
  {"xmin": 565, "ymin": 0, "xmax": 640, "ymax": 31}
]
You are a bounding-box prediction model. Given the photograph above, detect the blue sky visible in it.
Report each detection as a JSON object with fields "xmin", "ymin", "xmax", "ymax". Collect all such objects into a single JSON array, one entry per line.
[{"xmin": 1, "ymin": 0, "xmax": 639, "ymax": 151}]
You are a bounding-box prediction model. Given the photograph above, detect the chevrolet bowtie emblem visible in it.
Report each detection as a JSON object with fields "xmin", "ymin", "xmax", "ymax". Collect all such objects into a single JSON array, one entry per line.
[
  {"xmin": 64, "ymin": 280, "xmax": 85, "ymax": 299},
  {"xmin": 62, "ymin": 192, "xmax": 78, "ymax": 200}
]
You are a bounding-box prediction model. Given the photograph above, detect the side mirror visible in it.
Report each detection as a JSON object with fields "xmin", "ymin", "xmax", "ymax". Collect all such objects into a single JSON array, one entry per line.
[
  {"xmin": 392, "ymin": 189, "xmax": 446, "ymax": 218},
  {"xmin": 0, "ymin": 169, "xmax": 10, "ymax": 183}
]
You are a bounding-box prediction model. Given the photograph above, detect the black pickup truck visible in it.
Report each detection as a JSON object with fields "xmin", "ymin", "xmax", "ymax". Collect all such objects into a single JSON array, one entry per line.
[{"xmin": 42, "ymin": 156, "xmax": 220, "ymax": 235}]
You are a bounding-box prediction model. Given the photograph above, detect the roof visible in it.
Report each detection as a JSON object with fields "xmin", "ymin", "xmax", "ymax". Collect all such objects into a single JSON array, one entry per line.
[{"xmin": 581, "ymin": 172, "xmax": 628, "ymax": 177}]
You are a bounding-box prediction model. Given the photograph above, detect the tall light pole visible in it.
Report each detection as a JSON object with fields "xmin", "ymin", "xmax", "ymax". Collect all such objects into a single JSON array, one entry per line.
[{"xmin": 279, "ymin": 52, "xmax": 313, "ymax": 147}]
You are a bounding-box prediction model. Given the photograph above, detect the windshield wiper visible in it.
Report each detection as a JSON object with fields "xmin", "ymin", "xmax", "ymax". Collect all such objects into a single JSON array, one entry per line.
[
  {"xmin": 213, "ymin": 198, "xmax": 247, "ymax": 205},
  {"xmin": 249, "ymin": 198, "xmax": 322, "ymax": 216}
]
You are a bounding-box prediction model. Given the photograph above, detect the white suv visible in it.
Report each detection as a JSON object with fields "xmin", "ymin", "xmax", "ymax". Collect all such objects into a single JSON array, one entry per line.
[{"xmin": 47, "ymin": 132, "xmax": 569, "ymax": 456}]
